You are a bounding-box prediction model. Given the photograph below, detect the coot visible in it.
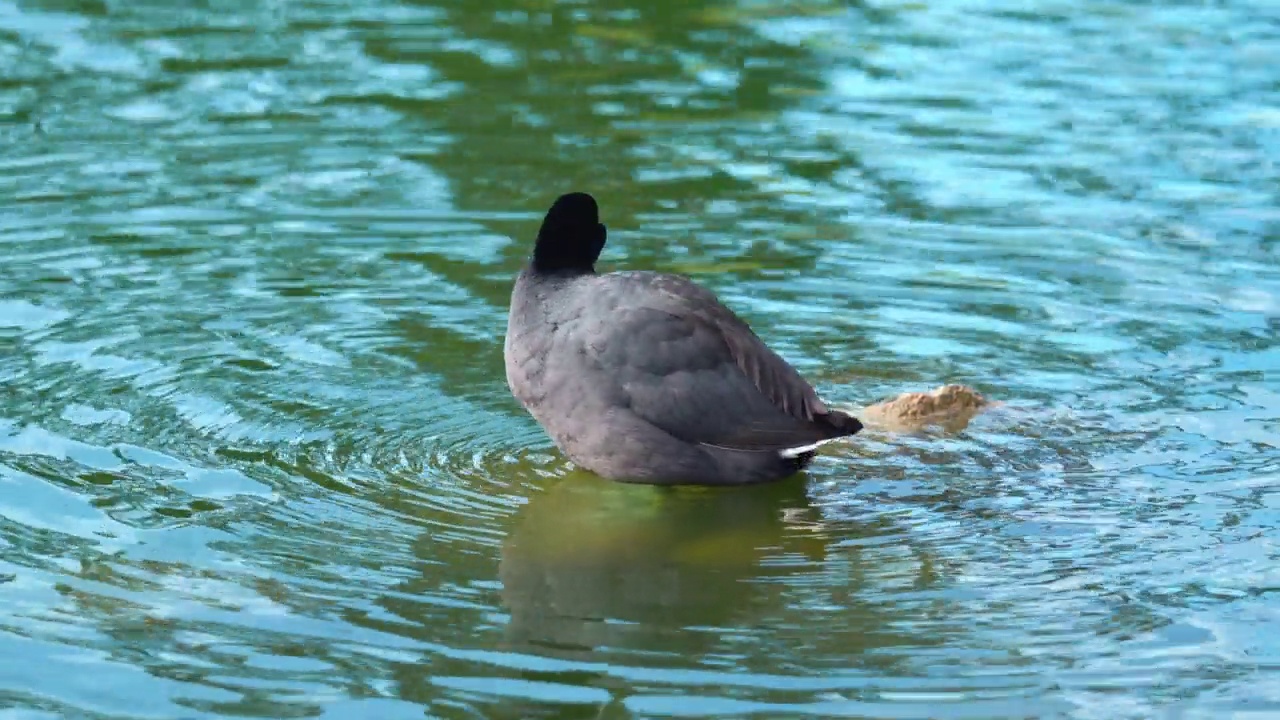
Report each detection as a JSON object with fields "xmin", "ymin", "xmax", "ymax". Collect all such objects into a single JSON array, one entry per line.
[{"xmin": 503, "ymin": 192, "xmax": 862, "ymax": 485}]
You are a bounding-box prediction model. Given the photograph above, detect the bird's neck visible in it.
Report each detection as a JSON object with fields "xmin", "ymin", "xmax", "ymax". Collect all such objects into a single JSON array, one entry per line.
[{"xmin": 529, "ymin": 253, "xmax": 595, "ymax": 277}]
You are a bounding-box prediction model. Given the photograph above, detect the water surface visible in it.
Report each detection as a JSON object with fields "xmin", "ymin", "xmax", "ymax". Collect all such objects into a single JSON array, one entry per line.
[{"xmin": 2, "ymin": 0, "xmax": 1279, "ymax": 717}]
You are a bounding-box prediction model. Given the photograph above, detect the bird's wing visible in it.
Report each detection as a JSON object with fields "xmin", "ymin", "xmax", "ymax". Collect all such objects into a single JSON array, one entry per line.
[{"xmin": 581, "ymin": 272, "xmax": 857, "ymax": 451}]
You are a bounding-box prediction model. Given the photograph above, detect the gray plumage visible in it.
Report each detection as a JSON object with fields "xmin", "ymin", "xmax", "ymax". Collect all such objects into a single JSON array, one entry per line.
[{"xmin": 503, "ymin": 192, "xmax": 862, "ymax": 485}]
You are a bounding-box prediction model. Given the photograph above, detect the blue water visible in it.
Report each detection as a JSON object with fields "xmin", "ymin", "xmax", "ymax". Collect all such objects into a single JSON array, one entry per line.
[{"xmin": 2, "ymin": 0, "xmax": 1278, "ymax": 717}]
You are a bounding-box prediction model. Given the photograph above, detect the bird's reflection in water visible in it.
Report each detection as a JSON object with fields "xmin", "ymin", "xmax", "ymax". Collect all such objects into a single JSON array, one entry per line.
[
  {"xmin": 374, "ymin": 469, "xmax": 949, "ymax": 718},
  {"xmin": 498, "ymin": 472, "xmax": 833, "ymax": 661}
]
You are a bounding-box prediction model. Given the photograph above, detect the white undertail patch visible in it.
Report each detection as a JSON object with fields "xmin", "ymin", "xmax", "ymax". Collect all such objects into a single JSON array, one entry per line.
[{"xmin": 778, "ymin": 437, "xmax": 842, "ymax": 458}]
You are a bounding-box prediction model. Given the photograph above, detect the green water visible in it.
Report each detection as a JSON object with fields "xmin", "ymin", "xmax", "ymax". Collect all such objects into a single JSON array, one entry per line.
[{"xmin": 2, "ymin": 0, "xmax": 1278, "ymax": 717}]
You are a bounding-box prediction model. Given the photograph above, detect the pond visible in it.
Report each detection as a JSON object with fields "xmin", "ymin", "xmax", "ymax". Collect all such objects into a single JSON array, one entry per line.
[{"xmin": 1, "ymin": 0, "xmax": 1278, "ymax": 717}]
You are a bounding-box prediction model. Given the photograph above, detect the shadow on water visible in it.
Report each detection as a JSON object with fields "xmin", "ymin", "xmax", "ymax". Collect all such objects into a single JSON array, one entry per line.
[
  {"xmin": 367, "ymin": 471, "xmax": 960, "ymax": 718},
  {"xmin": 499, "ymin": 475, "xmax": 833, "ymax": 658}
]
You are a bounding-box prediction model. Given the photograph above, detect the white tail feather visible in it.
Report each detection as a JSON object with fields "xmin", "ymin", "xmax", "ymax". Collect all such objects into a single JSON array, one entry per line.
[{"xmin": 778, "ymin": 436, "xmax": 841, "ymax": 458}]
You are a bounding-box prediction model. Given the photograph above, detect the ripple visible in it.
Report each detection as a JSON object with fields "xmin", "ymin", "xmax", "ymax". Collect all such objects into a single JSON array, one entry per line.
[
  {"xmin": 0, "ymin": 299, "xmax": 70, "ymax": 331},
  {"xmin": 2, "ymin": 0, "xmax": 1279, "ymax": 716}
]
